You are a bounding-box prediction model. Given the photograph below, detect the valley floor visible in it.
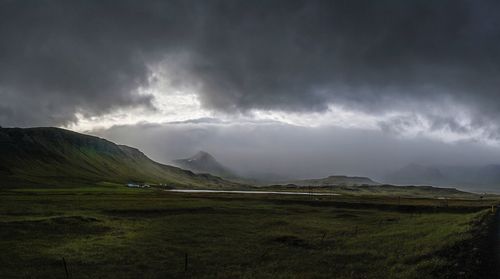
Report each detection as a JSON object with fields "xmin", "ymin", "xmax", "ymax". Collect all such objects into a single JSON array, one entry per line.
[{"xmin": 0, "ymin": 185, "xmax": 497, "ymax": 278}]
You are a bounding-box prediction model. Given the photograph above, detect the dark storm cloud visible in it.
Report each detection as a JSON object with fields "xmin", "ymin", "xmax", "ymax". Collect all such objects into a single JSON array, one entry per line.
[
  {"xmin": 2, "ymin": 0, "xmax": 500, "ymax": 130},
  {"xmin": 0, "ymin": 0, "xmax": 195, "ymax": 125},
  {"xmin": 184, "ymin": 0, "xmax": 500, "ymax": 136}
]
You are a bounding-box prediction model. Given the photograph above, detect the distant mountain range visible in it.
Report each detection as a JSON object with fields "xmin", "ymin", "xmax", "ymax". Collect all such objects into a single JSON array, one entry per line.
[
  {"xmin": 173, "ymin": 152, "xmax": 381, "ymax": 187},
  {"xmin": 173, "ymin": 151, "xmax": 237, "ymax": 178},
  {"xmin": 3, "ymin": 127, "xmax": 493, "ymax": 192},
  {"xmin": 385, "ymin": 163, "xmax": 500, "ymax": 189},
  {"xmin": 273, "ymin": 175, "xmax": 380, "ymax": 187},
  {"xmin": 0, "ymin": 127, "xmax": 240, "ymax": 189}
]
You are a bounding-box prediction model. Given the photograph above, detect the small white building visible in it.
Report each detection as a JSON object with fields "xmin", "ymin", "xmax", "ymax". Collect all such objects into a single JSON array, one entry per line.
[{"xmin": 126, "ymin": 183, "xmax": 151, "ymax": 188}]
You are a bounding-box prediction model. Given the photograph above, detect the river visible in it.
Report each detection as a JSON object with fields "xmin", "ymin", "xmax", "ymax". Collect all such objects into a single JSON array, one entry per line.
[{"xmin": 165, "ymin": 189, "xmax": 340, "ymax": 196}]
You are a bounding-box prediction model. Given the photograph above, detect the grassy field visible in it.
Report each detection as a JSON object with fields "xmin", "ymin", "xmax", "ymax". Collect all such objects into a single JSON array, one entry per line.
[{"xmin": 0, "ymin": 185, "xmax": 497, "ymax": 279}]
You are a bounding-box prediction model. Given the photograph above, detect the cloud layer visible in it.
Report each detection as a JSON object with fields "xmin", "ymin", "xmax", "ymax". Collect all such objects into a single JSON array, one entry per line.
[{"xmin": 1, "ymin": 0, "xmax": 500, "ymax": 141}]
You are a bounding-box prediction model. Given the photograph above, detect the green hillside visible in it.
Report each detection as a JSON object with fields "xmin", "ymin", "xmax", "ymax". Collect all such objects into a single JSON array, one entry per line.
[{"xmin": 0, "ymin": 127, "xmax": 241, "ymax": 189}]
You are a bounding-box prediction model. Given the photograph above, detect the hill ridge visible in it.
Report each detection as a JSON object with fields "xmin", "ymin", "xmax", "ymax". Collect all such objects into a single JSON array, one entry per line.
[
  {"xmin": 275, "ymin": 175, "xmax": 379, "ymax": 187},
  {"xmin": 0, "ymin": 127, "xmax": 240, "ymax": 189}
]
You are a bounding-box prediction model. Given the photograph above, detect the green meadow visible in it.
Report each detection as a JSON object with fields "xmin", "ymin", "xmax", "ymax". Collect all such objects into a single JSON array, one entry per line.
[{"xmin": 0, "ymin": 185, "xmax": 496, "ymax": 279}]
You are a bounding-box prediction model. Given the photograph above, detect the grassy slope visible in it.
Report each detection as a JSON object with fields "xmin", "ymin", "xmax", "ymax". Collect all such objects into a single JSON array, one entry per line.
[
  {"xmin": 262, "ymin": 184, "xmax": 481, "ymax": 199},
  {"xmin": 341, "ymin": 184, "xmax": 479, "ymax": 198},
  {"xmin": 0, "ymin": 127, "xmax": 240, "ymax": 189},
  {"xmin": 0, "ymin": 187, "xmax": 496, "ymax": 278}
]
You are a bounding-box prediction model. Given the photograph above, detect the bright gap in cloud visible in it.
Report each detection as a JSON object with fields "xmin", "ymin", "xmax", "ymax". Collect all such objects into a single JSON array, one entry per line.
[
  {"xmin": 63, "ymin": 89, "xmax": 500, "ymax": 147},
  {"xmin": 62, "ymin": 60, "xmax": 500, "ymax": 147},
  {"xmin": 65, "ymin": 86, "xmax": 213, "ymax": 132},
  {"xmin": 250, "ymin": 106, "xmax": 380, "ymax": 129}
]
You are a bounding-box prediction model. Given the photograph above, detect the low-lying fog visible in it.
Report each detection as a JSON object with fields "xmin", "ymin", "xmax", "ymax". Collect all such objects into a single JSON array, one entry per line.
[{"xmin": 93, "ymin": 120, "xmax": 500, "ymax": 191}]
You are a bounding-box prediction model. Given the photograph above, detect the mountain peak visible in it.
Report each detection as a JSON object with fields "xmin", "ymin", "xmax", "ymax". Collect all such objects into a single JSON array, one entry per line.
[
  {"xmin": 190, "ymin": 151, "xmax": 215, "ymax": 162},
  {"xmin": 174, "ymin": 151, "xmax": 235, "ymax": 178}
]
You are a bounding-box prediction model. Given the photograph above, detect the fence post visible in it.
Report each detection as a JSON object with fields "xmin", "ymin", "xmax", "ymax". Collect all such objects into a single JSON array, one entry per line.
[{"xmin": 62, "ymin": 257, "xmax": 69, "ymax": 279}]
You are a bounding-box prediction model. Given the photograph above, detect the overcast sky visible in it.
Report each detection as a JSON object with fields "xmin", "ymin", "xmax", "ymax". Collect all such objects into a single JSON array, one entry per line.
[{"xmin": 2, "ymin": 0, "xmax": 500, "ymax": 181}]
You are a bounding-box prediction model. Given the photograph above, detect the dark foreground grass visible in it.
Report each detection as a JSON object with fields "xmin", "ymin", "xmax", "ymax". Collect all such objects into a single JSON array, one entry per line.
[{"xmin": 0, "ymin": 186, "xmax": 495, "ymax": 279}]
